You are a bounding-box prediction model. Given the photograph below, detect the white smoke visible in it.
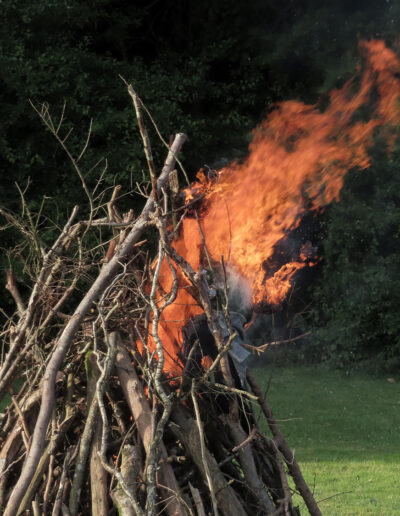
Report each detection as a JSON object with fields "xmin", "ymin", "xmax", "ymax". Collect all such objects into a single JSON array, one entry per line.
[{"xmin": 225, "ymin": 266, "xmax": 253, "ymax": 315}]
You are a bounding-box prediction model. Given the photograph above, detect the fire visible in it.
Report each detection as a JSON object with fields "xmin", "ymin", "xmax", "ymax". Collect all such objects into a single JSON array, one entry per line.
[{"xmin": 145, "ymin": 40, "xmax": 400, "ymax": 374}]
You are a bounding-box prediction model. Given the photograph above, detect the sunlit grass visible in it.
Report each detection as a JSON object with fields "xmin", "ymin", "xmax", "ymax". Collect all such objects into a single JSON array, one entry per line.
[{"xmin": 252, "ymin": 365, "xmax": 400, "ymax": 515}]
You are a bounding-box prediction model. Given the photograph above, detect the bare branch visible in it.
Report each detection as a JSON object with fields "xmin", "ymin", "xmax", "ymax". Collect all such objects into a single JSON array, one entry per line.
[{"xmin": 3, "ymin": 134, "xmax": 187, "ymax": 516}]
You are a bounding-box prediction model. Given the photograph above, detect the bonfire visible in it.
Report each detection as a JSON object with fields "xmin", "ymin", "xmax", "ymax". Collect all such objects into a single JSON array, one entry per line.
[{"xmin": 1, "ymin": 39, "xmax": 399, "ymax": 515}]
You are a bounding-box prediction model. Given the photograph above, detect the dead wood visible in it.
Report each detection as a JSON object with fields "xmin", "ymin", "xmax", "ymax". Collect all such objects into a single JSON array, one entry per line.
[
  {"xmin": 188, "ymin": 483, "xmax": 206, "ymax": 516},
  {"xmin": 69, "ymin": 352, "xmax": 101, "ymax": 515},
  {"xmin": 89, "ymin": 419, "xmax": 109, "ymax": 515},
  {"xmin": 3, "ymin": 133, "xmax": 187, "ymax": 516},
  {"xmin": 221, "ymin": 415, "xmax": 276, "ymax": 514},
  {"xmin": 111, "ymin": 445, "xmax": 140, "ymax": 516},
  {"xmin": 115, "ymin": 341, "xmax": 186, "ymax": 516},
  {"xmin": 170, "ymin": 405, "xmax": 248, "ymax": 516},
  {"xmin": 247, "ymin": 371, "xmax": 322, "ymax": 516},
  {"xmin": 0, "ymin": 91, "xmax": 319, "ymax": 516}
]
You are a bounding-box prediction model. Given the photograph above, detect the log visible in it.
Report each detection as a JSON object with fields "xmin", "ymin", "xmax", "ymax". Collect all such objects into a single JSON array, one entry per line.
[
  {"xmin": 89, "ymin": 421, "xmax": 108, "ymax": 515},
  {"xmin": 111, "ymin": 445, "xmax": 141, "ymax": 516},
  {"xmin": 222, "ymin": 415, "xmax": 276, "ymax": 514},
  {"xmin": 247, "ymin": 371, "xmax": 322, "ymax": 516},
  {"xmin": 170, "ymin": 405, "xmax": 248, "ymax": 516},
  {"xmin": 115, "ymin": 343, "xmax": 186, "ymax": 516}
]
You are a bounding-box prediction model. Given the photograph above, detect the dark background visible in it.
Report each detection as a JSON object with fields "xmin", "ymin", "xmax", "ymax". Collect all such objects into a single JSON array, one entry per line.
[{"xmin": 1, "ymin": 0, "xmax": 400, "ymax": 373}]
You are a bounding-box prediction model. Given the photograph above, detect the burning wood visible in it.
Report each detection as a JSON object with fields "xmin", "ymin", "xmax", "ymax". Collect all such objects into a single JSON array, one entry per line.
[{"xmin": 1, "ymin": 38, "xmax": 400, "ymax": 515}]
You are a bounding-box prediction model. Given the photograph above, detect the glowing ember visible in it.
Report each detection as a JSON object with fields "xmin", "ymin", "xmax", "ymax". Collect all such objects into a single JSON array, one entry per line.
[{"xmin": 147, "ymin": 40, "xmax": 400, "ymax": 374}]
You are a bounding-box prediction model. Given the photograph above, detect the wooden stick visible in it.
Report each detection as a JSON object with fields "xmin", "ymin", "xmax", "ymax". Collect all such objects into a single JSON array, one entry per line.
[
  {"xmin": 128, "ymin": 85, "xmax": 158, "ymax": 205},
  {"xmin": 115, "ymin": 343, "xmax": 186, "ymax": 516},
  {"xmin": 3, "ymin": 134, "xmax": 186, "ymax": 516},
  {"xmin": 188, "ymin": 482, "xmax": 206, "ymax": 516},
  {"xmin": 242, "ymin": 331, "xmax": 312, "ymax": 355},
  {"xmin": 221, "ymin": 415, "xmax": 275, "ymax": 514},
  {"xmin": 191, "ymin": 381, "xmax": 219, "ymax": 516},
  {"xmin": 247, "ymin": 371, "xmax": 322, "ymax": 516},
  {"xmin": 89, "ymin": 419, "xmax": 108, "ymax": 516},
  {"xmin": 69, "ymin": 352, "xmax": 100, "ymax": 515},
  {"xmin": 5, "ymin": 269, "xmax": 25, "ymax": 316},
  {"xmin": 111, "ymin": 445, "xmax": 140, "ymax": 516},
  {"xmin": 170, "ymin": 405, "xmax": 248, "ymax": 516}
]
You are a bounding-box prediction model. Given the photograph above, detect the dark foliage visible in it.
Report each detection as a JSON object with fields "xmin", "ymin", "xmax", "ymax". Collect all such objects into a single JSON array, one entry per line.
[
  {"xmin": 310, "ymin": 138, "xmax": 400, "ymax": 373},
  {"xmin": 1, "ymin": 0, "xmax": 400, "ymax": 370}
]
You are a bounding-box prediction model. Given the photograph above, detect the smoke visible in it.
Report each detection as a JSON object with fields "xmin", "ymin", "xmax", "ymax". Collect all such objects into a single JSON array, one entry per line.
[{"xmin": 225, "ymin": 266, "xmax": 253, "ymax": 317}]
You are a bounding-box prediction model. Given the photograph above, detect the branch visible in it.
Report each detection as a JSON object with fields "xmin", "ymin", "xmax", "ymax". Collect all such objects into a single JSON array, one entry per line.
[
  {"xmin": 69, "ymin": 352, "xmax": 100, "ymax": 515},
  {"xmin": 242, "ymin": 331, "xmax": 312, "ymax": 355},
  {"xmin": 247, "ymin": 371, "xmax": 322, "ymax": 516},
  {"xmin": 127, "ymin": 86, "xmax": 158, "ymax": 205},
  {"xmin": 96, "ymin": 333, "xmax": 144, "ymax": 516},
  {"xmin": 0, "ymin": 206, "xmax": 80, "ymax": 399},
  {"xmin": 5, "ymin": 270, "xmax": 25, "ymax": 316},
  {"xmin": 191, "ymin": 380, "xmax": 219, "ymax": 516},
  {"xmin": 115, "ymin": 341, "xmax": 185, "ymax": 516},
  {"xmin": 3, "ymin": 134, "xmax": 187, "ymax": 516}
]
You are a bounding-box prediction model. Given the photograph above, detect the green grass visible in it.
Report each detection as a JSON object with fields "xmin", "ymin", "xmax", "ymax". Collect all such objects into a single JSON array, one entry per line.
[{"xmin": 252, "ymin": 365, "xmax": 400, "ymax": 515}]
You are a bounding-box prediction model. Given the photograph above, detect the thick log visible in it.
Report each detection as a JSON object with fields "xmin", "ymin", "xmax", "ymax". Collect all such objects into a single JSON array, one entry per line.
[
  {"xmin": 170, "ymin": 405, "xmax": 248, "ymax": 516},
  {"xmin": 111, "ymin": 445, "xmax": 140, "ymax": 516},
  {"xmin": 115, "ymin": 344, "xmax": 186, "ymax": 516},
  {"xmin": 89, "ymin": 422, "xmax": 108, "ymax": 515},
  {"xmin": 222, "ymin": 415, "xmax": 275, "ymax": 514}
]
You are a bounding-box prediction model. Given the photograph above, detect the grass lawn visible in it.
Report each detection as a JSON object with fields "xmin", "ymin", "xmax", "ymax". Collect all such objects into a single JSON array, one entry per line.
[{"xmin": 252, "ymin": 365, "xmax": 400, "ymax": 515}]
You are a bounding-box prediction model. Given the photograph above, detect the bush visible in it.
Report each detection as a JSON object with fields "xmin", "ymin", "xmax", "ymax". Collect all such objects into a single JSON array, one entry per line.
[{"xmin": 310, "ymin": 137, "xmax": 400, "ymax": 372}]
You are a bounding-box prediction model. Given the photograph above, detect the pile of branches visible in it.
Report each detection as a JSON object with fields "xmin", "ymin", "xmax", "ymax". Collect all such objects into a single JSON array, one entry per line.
[{"xmin": 0, "ymin": 88, "xmax": 321, "ymax": 515}]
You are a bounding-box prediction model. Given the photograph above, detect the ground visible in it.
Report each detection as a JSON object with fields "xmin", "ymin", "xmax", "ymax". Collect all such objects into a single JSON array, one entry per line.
[{"xmin": 253, "ymin": 364, "xmax": 400, "ymax": 515}]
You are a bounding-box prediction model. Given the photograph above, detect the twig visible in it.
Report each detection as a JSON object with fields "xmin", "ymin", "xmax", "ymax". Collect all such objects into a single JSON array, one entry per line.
[
  {"xmin": 127, "ymin": 85, "xmax": 158, "ymax": 205},
  {"xmin": 0, "ymin": 206, "xmax": 80, "ymax": 400},
  {"xmin": 231, "ymin": 428, "xmax": 258, "ymax": 453},
  {"xmin": 316, "ymin": 490, "xmax": 353, "ymax": 503},
  {"xmin": 210, "ymin": 382, "xmax": 258, "ymax": 400},
  {"xmin": 200, "ymin": 333, "xmax": 237, "ymax": 381},
  {"xmin": 30, "ymin": 101, "xmax": 95, "ymax": 233},
  {"xmin": 242, "ymin": 331, "xmax": 312, "ymax": 355},
  {"xmin": 10, "ymin": 396, "xmax": 31, "ymax": 451}
]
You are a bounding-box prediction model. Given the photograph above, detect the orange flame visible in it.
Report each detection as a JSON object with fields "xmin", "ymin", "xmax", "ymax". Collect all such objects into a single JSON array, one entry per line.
[{"xmin": 146, "ymin": 40, "xmax": 400, "ymax": 375}]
